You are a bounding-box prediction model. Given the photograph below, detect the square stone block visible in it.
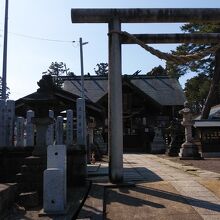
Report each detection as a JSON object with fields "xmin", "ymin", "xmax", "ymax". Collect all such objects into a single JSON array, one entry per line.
[
  {"xmin": 47, "ymin": 145, "xmax": 67, "ymax": 170},
  {"xmin": 43, "ymin": 168, "xmax": 65, "ymax": 213}
]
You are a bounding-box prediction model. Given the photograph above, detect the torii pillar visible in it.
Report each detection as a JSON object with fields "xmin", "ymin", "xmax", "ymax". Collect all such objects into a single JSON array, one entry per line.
[{"xmin": 108, "ymin": 18, "xmax": 123, "ymax": 183}]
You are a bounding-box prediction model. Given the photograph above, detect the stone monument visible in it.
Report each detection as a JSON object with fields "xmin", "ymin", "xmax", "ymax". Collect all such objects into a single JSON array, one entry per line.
[
  {"xmin": 151, "ymin": 127, "xmax": 166, "ymax": 154},
  {"xmin": 179, "ymin": 101, "xmax": 202, "ymax": 159}
]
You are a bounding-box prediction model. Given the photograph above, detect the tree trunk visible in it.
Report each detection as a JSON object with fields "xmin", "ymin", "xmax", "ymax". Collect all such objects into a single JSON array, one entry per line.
[{"xmin": 201, "ymin": 48, "xmax": 220, "ymax": 119}]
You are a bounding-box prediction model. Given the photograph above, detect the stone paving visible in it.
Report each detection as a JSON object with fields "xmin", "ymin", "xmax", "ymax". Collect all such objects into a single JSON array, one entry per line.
[
  {"xmin": 122, "ymin": 154, "xmax": 220, "ymax": 220},
  {"xmin": 6, "ymin": 153, "xmax": 220, "ymax": 219},
  {"xmin": 105, "ymin": 181, "xmax": 202, "ymax": 220}
]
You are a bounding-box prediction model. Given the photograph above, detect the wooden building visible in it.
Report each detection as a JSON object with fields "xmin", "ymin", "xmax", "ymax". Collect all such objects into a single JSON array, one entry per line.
[
  {"xmin": 64, "ymin": 75, "xmax": 186, "ymax": 152},
  {"xmin": 194, "ymin": 105, "xmax": 220, "ymax": 155}
]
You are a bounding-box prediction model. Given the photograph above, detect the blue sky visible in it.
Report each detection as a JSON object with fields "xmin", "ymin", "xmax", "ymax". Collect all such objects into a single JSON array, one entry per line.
[{"xmin": 0, "ymin": 0, "xmax": 220, "ymax": 100}]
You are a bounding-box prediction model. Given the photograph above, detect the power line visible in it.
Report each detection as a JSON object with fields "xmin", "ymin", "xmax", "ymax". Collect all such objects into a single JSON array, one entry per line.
[
  {"xmin": 9, "ymin": 31, "xmax": 73, "ymax": 43},
  {"xmin": 0, "ymin": 28, "xmax": 79, "ymax": 44}
]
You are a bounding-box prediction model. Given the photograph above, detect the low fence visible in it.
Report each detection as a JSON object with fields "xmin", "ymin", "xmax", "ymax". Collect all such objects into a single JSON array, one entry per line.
[{"xmin": 0, "ymin": 98, "xmax": 86, "ymax": 148}]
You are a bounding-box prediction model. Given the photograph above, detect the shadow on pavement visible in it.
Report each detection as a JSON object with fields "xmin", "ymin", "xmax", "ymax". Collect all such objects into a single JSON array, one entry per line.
[{"xmin": 125, "ymin": 184, "xmax": 220, "ymax": 212}]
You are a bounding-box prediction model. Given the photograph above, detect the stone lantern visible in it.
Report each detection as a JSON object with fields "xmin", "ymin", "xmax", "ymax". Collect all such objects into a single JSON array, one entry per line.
[
  {"xmin": 23, "ymin": 75, "xmax": 58, "ymax": 156},
  {"xmin": 179, "ymin": 101, "xmax": 202, "ymax": 159}
]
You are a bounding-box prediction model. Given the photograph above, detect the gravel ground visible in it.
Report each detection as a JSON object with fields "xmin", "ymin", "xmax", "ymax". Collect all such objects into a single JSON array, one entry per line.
[{"xmin": 159, "ymin": 155, "xmax": 220, "ymax": 174}]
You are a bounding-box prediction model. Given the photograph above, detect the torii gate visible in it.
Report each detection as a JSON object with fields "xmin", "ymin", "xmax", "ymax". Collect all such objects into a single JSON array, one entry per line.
[{"xmin": 71, "ymin": 8, "xmax": 220, "ymax": 183}]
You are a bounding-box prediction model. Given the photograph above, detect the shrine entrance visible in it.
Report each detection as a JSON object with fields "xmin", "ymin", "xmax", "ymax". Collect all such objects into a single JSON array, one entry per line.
[{"xmin": 71, "ymin": 8, "xmax": 220, "ymax": 183}]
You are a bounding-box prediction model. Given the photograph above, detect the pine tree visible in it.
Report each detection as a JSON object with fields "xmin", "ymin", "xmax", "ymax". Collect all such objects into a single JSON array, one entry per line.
[
  {"xmin": 184, "ymin": 74, "xmax": 210, "ymax": 114},
  {"xmin": 94, "ymin": 63, "xmax": 108, "ymax": 76},
  {"xmin": 147, "ymin": 65, "xmax": 167, "ymax": 76},
  {"xmin": 166, "ymin": 23, "xmax": 220, "ymax": 119},
  {"xmin": 43, "ymin": 62, "xmax": 73, "ymax": 88}
]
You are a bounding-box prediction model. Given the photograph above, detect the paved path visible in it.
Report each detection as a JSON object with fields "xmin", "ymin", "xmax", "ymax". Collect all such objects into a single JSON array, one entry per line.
[
  {"xmin": 121, "ymin": 154, "xmax": 220, "ymax": 220},
  {"xmin": 79, "ymin": 154, "xmax": 220, "ymax": 219}
]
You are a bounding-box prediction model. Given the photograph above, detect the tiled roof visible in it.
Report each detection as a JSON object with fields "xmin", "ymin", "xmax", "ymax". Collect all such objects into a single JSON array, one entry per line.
[
  {"xmin": 63, "ymin": 75, "xmax": 186, "ymax": 106},
  {"xmin": 64, "ymin": 78, "xmax": 108, "ymax": 103},
  {"xmin": 130, "ymin": 77, "xmax": 186, "ymax": 105}
]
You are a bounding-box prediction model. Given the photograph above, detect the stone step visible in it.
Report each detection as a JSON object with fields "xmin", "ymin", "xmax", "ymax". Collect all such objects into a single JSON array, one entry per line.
[
  {"xmin": 18, "ymin": 191, "xmax": 39, "ymax": 208},
  {"xmin": 20, "ymin": 164, "xmax": 28, "ymax": 173},
  {"xmin": 17, "ymin": 182, "xmax": 41, "ymax": 193},
  {"xmin": 15, "ymin": 173, "xmax": 23, "ymax": 183},
  {"xmin": 16, "ymin": 172, "xmax": 43, "ymax": 194},
  {"xmin": 24, "ymin": 156, "xmax": 46, "ymax": 165},
  {"xmin": 0, "ymin": 183, "xmax": 17, "ymax": 218},
  {"xmin": 16, "ymin": 172, "xmax": 44, "ymax": 182}
]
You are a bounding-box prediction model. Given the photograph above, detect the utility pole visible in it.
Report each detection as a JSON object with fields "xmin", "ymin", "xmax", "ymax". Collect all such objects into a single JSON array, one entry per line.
[
  {"xmin": 1, "ymin": 0, "xmax": 9, "ymax": 100},
  {"xmin": 79, "ymin": 38, "xmax": 88, "ymax": 100},
  {"xmin": 79, "ymin": 38, "xmax": 88, "ymax": 143},
  {"xmin": 76, "ymin": 38, "xmax": 88, "ymax": 145},
  {"xmin": 78, "ymin": 37, "xmax": 90, "ymax": 162}
]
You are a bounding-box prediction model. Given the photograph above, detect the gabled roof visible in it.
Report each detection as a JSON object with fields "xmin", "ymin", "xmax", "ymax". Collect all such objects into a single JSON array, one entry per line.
[
  {"xmin": 64, "ymin": 76, "xmax": 108, "ymax": 103},
  {"xmin": 63, "ymin": 75, "xmax": 186, "ymax": 106},
  {"xmin": 130, "ymin": 76, "xmax": 185, "ymax": 106}
]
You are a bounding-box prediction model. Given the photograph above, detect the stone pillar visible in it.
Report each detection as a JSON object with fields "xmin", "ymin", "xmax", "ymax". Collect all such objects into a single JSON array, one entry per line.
[
  {"xmin": 66, "ymin": 109, "xmax": 73, "ymax": 146},
  {"xmin": 77, "ymin": 98, "xmax": 87, "ymax": 146},
  {"xmin": 0, "ymin": 99, "xmax": 6, "ymax": 147},
  {"xmin": 56, "ymin": 116, "xmax": 63, "ymax": 145},
  {"xmin": 108, "ymin": 18, "xmax": 123, "ymax": 183},
  {"xmin": 88, "ymin": 118, "xmax": 96, "ymax": 162},
  {"xmin": 179, "ymin": 101, "xmax": 202, "ymax": 159},
  {"xmin": 16, "ymin": 117, "xmax": 25, "ymax": 147},
  {"xmin": 88, "ymin": 118, "xmax": 96, "ymax": 144},
  {"xmin": 77, "ymin": 98, "xmax": 87, "ymax": 172},
  {"xmin": 5, "ymin": 100, "xmax": 15, "ymax": 147},
  {"xmin": 26, "ymin": 110, "xmax": 35, "ymax": 146},
  {"xmin": 46, "ymin": 110, "xmax": 54, "ymax": 146}
]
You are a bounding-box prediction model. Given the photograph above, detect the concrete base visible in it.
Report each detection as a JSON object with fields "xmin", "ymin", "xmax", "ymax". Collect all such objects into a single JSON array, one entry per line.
[
  {"xmin": 179, "ymin": 142, "xmax": 202, "ymax": 160},
  {"xmin": 39, "ymin": 206, "xmax": 68, "ymax": 217}
]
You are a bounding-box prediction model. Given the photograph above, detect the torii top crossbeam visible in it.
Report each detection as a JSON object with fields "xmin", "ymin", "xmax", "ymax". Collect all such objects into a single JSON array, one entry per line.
[{"xmin": 71, "ymin": 8, "xmax": 220, "ymax": 23}]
